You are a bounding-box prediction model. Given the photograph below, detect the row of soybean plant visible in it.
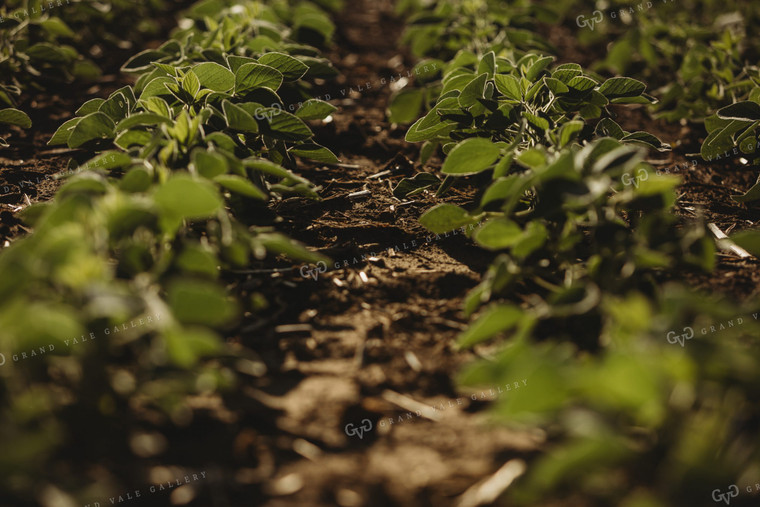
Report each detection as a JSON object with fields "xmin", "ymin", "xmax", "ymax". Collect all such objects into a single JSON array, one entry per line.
[
  {"xmin": 0, "ymin": 0, "xmax": 190, "ymax": 145},
  {"xmin": 0, "ymin": 0, "xmax": 341, "ymax": 504},
  {"xmin": 558, "ymin": 0, "xmax": 760, "ymax": 203},
  {"xmin": 390, "ymin": 0, "xmax": 760, "ymax": 505}
]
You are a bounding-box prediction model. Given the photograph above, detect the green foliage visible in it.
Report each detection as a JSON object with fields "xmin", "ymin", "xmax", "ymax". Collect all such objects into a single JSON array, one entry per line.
[
  {"xmin": 0, "ymin": 107, "xmax": 31, "ymax": 146},
  {"xmin": 393, "ymin": 1, "xmax": 760, "ymax": 505},
  {"xmin": 0, "ymin": 0, "xmax": 172, "ymax": 144},
  {"xmin": 0, "ymin": 0, "xmax": 337, "ymax": 503},
  {"xmin": 558, "ymin": 0, "xmax": 760, "ymax": 121}
]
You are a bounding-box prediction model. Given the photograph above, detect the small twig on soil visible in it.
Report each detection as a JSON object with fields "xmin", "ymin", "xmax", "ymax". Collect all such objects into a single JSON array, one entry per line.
[
  {"xmin": 322, "ymin": 161, "xmax": 362, "ymax": 169},
  {"xmin": 381, "ymin": 390, "xmax": 441, "ymax": 421},
  {"xmin": 0, "ymin": 158, "xmax": 34, "ymax": 167},
  {"xmin": 367, "ymin": 169, "xmax": 391, "ymax": 179},
  {"xmin": 404, "ymin": 351, "xmax": 423, "ymax": 372},
  {"xmin": 227, "ymin": 267, "xmax": 297, "ymax": 275},
  {"xmin": 37, "ymin": 148, "xmax": 81, "ymax": 157},
  {"xmin": 455, "ymin": 459, "xmax": 527, "ymax": 507},
  {"xmin": 275, "ymin": 324, "xmax": 313, "ymax": 334},
  {"xmin": 347, "ymin": 189, "xmax": 371, "ymax": 200},
  {"xmin": 293, "ymin": 439, "xmax": 323, "ymax": 461},
  {"xmin": 428, "ymin": 317, "xmax": 467, "ymax": 331},
  {"xmin": 708, "ymin": 223, "xmax": 752, "ymax": 258}
]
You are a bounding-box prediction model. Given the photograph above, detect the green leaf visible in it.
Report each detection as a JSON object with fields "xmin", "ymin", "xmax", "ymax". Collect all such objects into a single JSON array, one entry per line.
[
  {"xmin": 0, "ymin": 108, "xmax": 32, "ymax": 128},
  {"xmin": 610, "ymin": 95, "xmax": 652, "ymax": 105},
  {"xmin": 193, "ymin": 150, "xmax": 228, "ymax": 179},
  {"xmin": 523, "ymin": 111, "xmax": 550, "ymax": 131},
  {"xmin": 98, "ymin": 93, "xmax": 129, "ymax": 122},
  {"xmin": 732, "ymin": 179, "xmax": 760, "ymax": 203},
  {"xmin": 176, "ymin": 245, "xmax": 219, "ymax": 278},
  {"xmin": 182, "ymin": 71, "xmax": 201, "ymax": 99},
  {"xmin": 244, "ymin": 158, "xmax": 310, "ymax": 184},
  {"xmin": 154, "ymin": 174, "xmax": 223, "ymax": 220},
  {"xmin": 165, "ymin": 326, "xmax": 223, "ymax": 367},
  {"xmin": 442, "ymin": 138, "xmax": 501, "ymax": 176},
  {"xmin": 222, "ymin": 100, "xmax": 259, "ymax": 133},
  {"xmin": 191, "ymin": 62, "xmax": 235, "ymax": 92},
  {"xmin": 621, "ymin": 132, "xmax": 670, "ymax": 152},
  {"xmin": 139, "ymin": 77, "xmax": 175, "ymax": 100},
  {"xmin": 458, "ymin": 304, "xmax": 524, "ymax": 348},
  {"xmin": 595, "ymin": 118, "xmax": 625, "ymax": 140},
  {"xmin": 543, "ymin": 77, "xmax": 569, "ymax": 95},
  {"xmin": 478, "ymin": 51, "xmax": 496, "ymax": 79},
  {"xmin": 38, "ymin": 17, "xmax": 76, "ymax": 38},
  {"xmin": 513, "ymin": 221, "xmax": 548, "ymax": 258},
  {"xmin": 82, "ymin": 151, "xmax": 132, "ymax": 171},
  {"xmin": 517, "ymin": 148, "xmax": 547, "ymax": 168},
  {"xmin": 599, "ymin": 77, "xmax": 646, "ymax": 98},
  {"xmin": 257, "ymin": 232, "xmax": 329, "ymax": 264},
  {"xmin": 294, "ymin": 99, "xmax": 337, "ymax": 121},
  {"xmin": 567, "ymin": 76, "xmax": 598, "ymax": 93},
  {"xmin": 389, "ymin": 89, "xmax": 425, "ymax": 124},
  {"xmin": 235, "ymin": 63, "xmax": 284, "ymax": 95},
  {"xmin": 559, "ymin": 120, "xmax": 584, "ymax": 147},
  {"xmin": 717, "ymin": 101, "xmax": 760, "ymax": 122},
  {"xmin": 405, "ymin": 97, "xmax": 459, "ymax": 142},
  {"xmin": 120, "ymin": 167, "xmax": 153, "ymax": 192},
  {"xmin": 494, "ymin": 74, "xmax": 522, "ymax": 101},
  {"xmin": 67, "ymin": 112, "xmax": 115, "ymax": 148},
  {"xmin": 168, "ymin": 280, "xmax": 239, "ymax": 327},
  {"xmin": 260, "ymin": 109, "xmax": 312, "ymax": 142},
  {"xmin": 701, "ymin": 119, "xmax": 748, "ymax": 160},
  {"xmin": 419, "ymin": 203, "xmax": 477, "ymax": 234},
  {"xmin": 76, "ymin": 98, "xmax": 105, "ymax": 116},
  {"xmin": 258, "ymin": 52, "xmax": 309, "ymax": 81},
  {"xmin": 459, "ymin": 73, "xmax": 488, "ymax": 108},
  {"xmin": 26, "ymin": 43, "xmax": 70, "ymax": 63},
  {"xmin": 473, "ymin": 219, "xmax": 523, "ymax": 250},
  {"xmin": 214, "ymin": 174, "xmax": 267, "ymax": 200},
  {"xmin": 227, "ymin": 55, "xmax": 257, "ymax": 73},
  {"xmin": 48, "ymin": 117, "xmax": 82, "ymax": 146},
  {"xmin": 393, "ymin": 173, "xmax": 440, "ymax": 199},
  {"xmin": 481, "ymin": 175, "xmax": 522, "ymax": 207},
  {"xmin": 730, "ymin": 230, "xmax": 760, "ymax": 253},
  {"xmin": 115, "ymin": 130, "xmax": 152, "ymax": 150},
  {"xmin": 525, "ymin": 56, "xmax": 554, "ymax": 81},
  {"xmin": 552, "ymin": 63, "xmax": 582, "ymax": 83},
  {"xmin": 115, "ymin": 113, "xmax": 171, "ymax": 131},
  {"xmin": 122, "ymin": 49, "xmax": 169, "ymax": 72},
  {"xmin": 289, "ymin": 142, "xmax": 338, "ymax": 163}
]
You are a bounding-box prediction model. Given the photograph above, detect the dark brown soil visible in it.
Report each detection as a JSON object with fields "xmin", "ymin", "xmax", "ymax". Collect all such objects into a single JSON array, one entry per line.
[{"xmin": 215, "ymin": 2, "xmax": 544, "ymax": 505}]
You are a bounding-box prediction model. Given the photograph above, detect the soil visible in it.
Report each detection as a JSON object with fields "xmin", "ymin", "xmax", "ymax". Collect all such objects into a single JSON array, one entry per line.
[
  {"xmin": 214, "ymin": 2, "xmax": 547, "ymax": 505},
  {"xmin": 2, "ymin": 1, "xmax": 759, "ymax": 506}
]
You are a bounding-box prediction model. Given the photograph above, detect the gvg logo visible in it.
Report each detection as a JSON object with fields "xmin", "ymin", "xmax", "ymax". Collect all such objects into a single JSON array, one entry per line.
[
  {"xmin": 344, "ymin": 419, "xmax": 373, "ymax": 440},
  {"xmin": 712, "ymin": 485, "xmax": 739, "ymax": 505},
  {"xmin": 253, "ymin": 103, "xmax": 284, "ymax": 121},
  {"xmin": 299, "ymin": 261, "xmax": 327, "ymax": 281},
  {"xmin": 666, "ymin": 326, "xmax": 694, "ymax": 347},
  {"xmin": 621, "ymin": 167, "xmax": 649, "ymax": 188},
  {"xmin": 576, "ymin": 10, "xmax": 604, "ymax": 30}
]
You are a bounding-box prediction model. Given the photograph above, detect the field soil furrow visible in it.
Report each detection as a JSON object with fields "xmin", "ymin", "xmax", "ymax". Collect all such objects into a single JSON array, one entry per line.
[{"xmin": 238, "ymin": 1, "xmax": 541, "ymax": 505}]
